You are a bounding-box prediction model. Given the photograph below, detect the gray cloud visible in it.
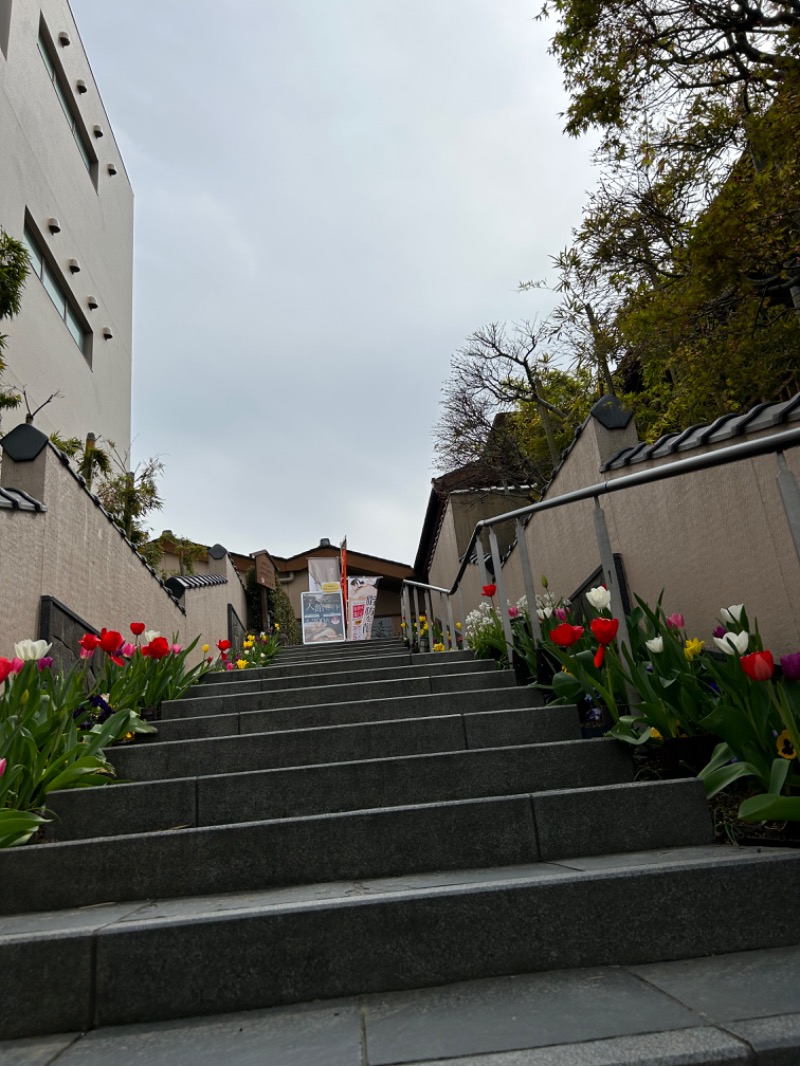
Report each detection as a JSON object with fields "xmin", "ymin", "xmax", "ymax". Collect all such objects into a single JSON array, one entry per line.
[{"xmin": 70, "ymin": 0, "xmax": 596, "ymax": 562}]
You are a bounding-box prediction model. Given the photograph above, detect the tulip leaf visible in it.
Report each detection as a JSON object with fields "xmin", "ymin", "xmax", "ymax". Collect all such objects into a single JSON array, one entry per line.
[
  {"xmin": 700, "ymin": 760, "xmax": 761, "ymax": 798},
  {"xmin": 738, "ymin": 793, "xmax": 800, "ymax": 823},
  {"xmin": 768, "ymin": 757, "xmax": 792, "ymax": 796}
]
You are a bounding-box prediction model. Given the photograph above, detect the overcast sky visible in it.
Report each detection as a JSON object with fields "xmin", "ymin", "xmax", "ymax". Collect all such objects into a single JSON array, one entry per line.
[{"xmin": 68, "ymin": 0, "xmax": 596, "ymax": 564}]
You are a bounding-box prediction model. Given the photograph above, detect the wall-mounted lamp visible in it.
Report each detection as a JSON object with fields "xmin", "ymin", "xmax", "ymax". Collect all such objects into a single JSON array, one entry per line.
[
  {"xmin": 58, "ymin": 31, "xmax": 71, "ymax": 46},
  {"xmin": 87, "ymin": 295, "xmax": 98, "ymax": 310},
  {"xmin": 102, "ymin": 327, "xmax": 113, "ymax": 340},
  {"xmin": 48, "ymin": 218, "xmax": 61, "ymax": 234},
  {"xmin": 67, "ymin": 258, "xmax": 81, "ymax": 274},
  {"xmin": 93, "ymin": 124, "xmax": 104, "ymax": 139},
  {"xmin": 107, "ymin": 162, "xmax": 117, "ymax": 176},
  {"xmin": 75, "ymin": 79, "xmax": 87, "ymax": 94}
]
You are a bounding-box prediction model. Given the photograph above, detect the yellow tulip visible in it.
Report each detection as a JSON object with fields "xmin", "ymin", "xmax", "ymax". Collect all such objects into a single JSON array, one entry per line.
[
  {"xmin": 237, "ymin": 659, "xmax": 247, "ymax": 669},
  {"xmin": 684, "ymin": 638, "xmax": 704, "ymax": 661},
  {"xmin": 202, "ymin": 644, "xmax": 209, "ymax": 653}
]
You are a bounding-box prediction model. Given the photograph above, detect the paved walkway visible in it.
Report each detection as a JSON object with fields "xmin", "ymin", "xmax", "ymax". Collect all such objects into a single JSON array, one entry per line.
[{"xmin": 3, "ymin": 943, "xmax": 799, "ymax": 1065}]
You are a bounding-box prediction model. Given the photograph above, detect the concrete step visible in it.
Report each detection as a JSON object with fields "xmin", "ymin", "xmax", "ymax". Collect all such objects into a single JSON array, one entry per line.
[
  {"xmin": 5, "ymin": 944, "xmax": 798, "ymax": 1065},
  {"xmin": 195, "ymin": 650, "xmax": 416, "ymax": 686},
  {"xmin": 161, "ymin": 669, "xmax": 519, "ymax": 720},
  {"xmin": 4, "ymin": 779, "xmax": 712, "ymax": 916},
  {"xmin": 110, "ymin": 705, "xmax": 582, "ymax": 782},
  {"xmin": 43, "ymin": 738, "xmax": 633, "ymax": 840},
  {"xmin": 152, "ymin": 686, "xmax": 545, "ymax": 743},
  {"xmin": 194, "ymin": 656, "xmax": 498, "ymax": 700},
  {"xmin": 267, "ymin": 639, "xmax": 407, "ymax": 662},
  {"xmin": 2, "ymin": 846, "xmax": 798, "ymax": 1039}
]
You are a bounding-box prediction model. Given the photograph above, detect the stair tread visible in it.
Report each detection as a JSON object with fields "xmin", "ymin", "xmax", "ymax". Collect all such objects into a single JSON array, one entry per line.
[{"xmin": 3, "ymin": 844, "xmax": 795, "ymax": 940}]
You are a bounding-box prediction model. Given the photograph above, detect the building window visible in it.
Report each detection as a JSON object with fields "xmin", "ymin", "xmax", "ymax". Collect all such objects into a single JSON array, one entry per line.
[
  {"xmin": 37, "ymin": 22, "xmax": 95, "ymax": 178},
  {"xmin": 22, "ymin": 223, "xmax": 92, "ymax": 364}
]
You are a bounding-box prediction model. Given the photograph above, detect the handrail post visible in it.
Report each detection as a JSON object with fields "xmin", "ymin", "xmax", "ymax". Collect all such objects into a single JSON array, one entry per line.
[
  {"xmin": 592, "ymin": 496, "xmax": 631, "ymax": 651},
  {"xmin": 515, "ymin": 518, "xmax": 541, "ymax": 643},
  {"xmin": 476, "ymin": 528, "xmax": 489, "ymax": 589},
  {"xmin": 424, "ymin": 588, "xmax": 435, "ymax": 653},
  {"xmin": 488, "ymin": 525, "xmax": 515, "ymax": 664},
  {"xmin": 412, "ymin": 586, "xmax": 422, "ymax": 651},
  {"xmin": 457, "ymin": 588, "xmax": 465, "ymax": 648},
  {"xmin": 776, "ymin": 450, "xmax": 800, "ymax": 565},
  {"xmin": 401, "ymin": 585, "xmax": 412, "ymax": 647},
  {"xmin": 446, "ymin": 595, "xmax": 457, "ymax": 651}
]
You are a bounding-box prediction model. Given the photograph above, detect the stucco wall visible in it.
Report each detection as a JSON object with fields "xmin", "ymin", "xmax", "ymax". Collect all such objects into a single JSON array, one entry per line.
[
  {"xmin": 0, "ymin": 0, "xmax": 133, "ymax": 451},
  {"xmin": 424, "ymin": 413, "xmax": 800, "ymax": 653},
  {"xmin": 0, "ymin": 432, "xmax": 245, "ymax": 665}
]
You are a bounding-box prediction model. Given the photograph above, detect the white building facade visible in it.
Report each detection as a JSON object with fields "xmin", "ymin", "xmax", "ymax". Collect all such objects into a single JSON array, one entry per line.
[{"xmin": 0, "ymin": 0, "xmax": 132, "ymax": 453}]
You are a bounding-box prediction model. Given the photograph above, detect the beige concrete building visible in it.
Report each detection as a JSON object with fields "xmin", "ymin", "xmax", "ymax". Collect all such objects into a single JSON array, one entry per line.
[
  {"xmin": 0, "ymin": 0, "xmax": 132, "ymax": 452},
  {"xmin": 416, "ymin": 395, "xmax": 800, "ymax": 654}
]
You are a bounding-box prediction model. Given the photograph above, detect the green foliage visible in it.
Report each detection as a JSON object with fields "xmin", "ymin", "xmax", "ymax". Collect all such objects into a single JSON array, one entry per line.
[
  {"xmin": 0, "ymin": 660, "xmax": 138, "ymax": 846},
  {"xmin": 268, "ymin": 584, "xmax": 301, "ymax": 645},
  {"xmin": 0, "ymin": 228, "xmax": 27, "ymax": 413},
  {"xmin": 155, "ymin": 530, "xmax": 206, "ymax": 577},
  {"xmin": 96, "ymin": 458, "xmax": 165, "ymax": 564}
]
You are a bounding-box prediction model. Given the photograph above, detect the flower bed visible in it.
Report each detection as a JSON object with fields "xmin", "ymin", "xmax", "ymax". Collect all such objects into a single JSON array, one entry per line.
[{"xmin": 0, "ymin": 624, "xmax": 282, "ymax": 847}]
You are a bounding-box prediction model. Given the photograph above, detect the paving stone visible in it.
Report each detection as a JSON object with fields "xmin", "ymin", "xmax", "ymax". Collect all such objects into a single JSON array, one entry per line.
[
  {"xmin": 631, "ymin": 944, "xmax": 800, "ymax": 1021},
  {"xmin": 47, "ymin": 1002, "xmax": 362, "ymax": 1066},
  {"xmin": 363, "ymin": 966, "xmax": 701, "ymax": 1064},
  {"xmin": 727, "ymin": 1012, "xmax": 800, "ymax": 1065},
  {"xmin": 0, "ymin": 1034, "xmax": 78, "ymax": 1066},
  {"xmin": 396, "ymin": 1026, "xmax": 752, "ymax": 1064}
]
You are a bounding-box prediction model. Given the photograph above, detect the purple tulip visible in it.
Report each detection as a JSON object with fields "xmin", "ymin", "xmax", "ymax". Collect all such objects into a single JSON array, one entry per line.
[
  {"xmin": 712, "ymin": 625, "xmax": 727, "ymax": 639},
  {"xmin": 555, "ymin": 607, "xmax": 568, "ymax": 622},
  {"xmin": 780, "ymin": 652, "xmax": 800, "ymax": 682},
  {"xmin": 37, "ymin": 657, "xmax": 53, "ymax": 671}
]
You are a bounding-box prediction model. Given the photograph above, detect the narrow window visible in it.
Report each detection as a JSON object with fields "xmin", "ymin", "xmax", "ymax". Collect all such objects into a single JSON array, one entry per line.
[
  {"xmin": 37, "ymin": 20, "xmax": 96, "ymax": 182},
  {"xmin": 1, "ymin": 0, "xmax": 13, "ymax": 59},
  {"xmin": 22, "ymin": 222, "xmax": 92, "ymax": 364}
]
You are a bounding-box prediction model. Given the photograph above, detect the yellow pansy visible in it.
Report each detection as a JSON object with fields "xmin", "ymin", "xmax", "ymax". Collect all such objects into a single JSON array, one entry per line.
[{"xmin": 433, "ymin": 643, "xmax": 445, "ymax": 652}]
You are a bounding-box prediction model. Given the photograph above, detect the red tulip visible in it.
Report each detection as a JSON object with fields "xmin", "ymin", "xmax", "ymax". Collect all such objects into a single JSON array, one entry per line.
[
  {"xmin": 130, "ymin": 622, "xmax": 146, "ymax": 636},
  {"xmin": 0, "ymin": 658, "xmax": 13, "ymax": 684},
  {"xmin": 482, "ymin": 584, "xmax": 497, "ymax": 597},
  {"xmin": 740, "ymin": 650, "xmax": 774, "ymax": 682},
  {"xmin": 98, "ymin": 629, "xmax": 123, "ymax": 654},
  {"xmin": 590, "ymin": 617, "xmax": 619, "ymax": 668},
  {"xmin": 143, "ymin": 636, "xmax": 170, "ymax": 660},
  {"xmin": 79, "ymin": 633, "xmax": 100, "ymax": 654},
  {"xmin": 217, "ymin": 639, "xmax": 231, "ymax": 652},
  {"xmin": 550, "ymin": 623, "xmax": 584, "ymax": 648}
]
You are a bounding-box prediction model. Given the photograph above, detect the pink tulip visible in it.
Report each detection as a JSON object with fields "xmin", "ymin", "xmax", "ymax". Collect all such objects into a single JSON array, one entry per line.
[
  {"xmin": 555, "ymin": 607, "xmax": 568, "ymax": 622},
  {"xmin": 0, "ymin": 758, "xmax": 6, "ymax": 777},
  {"xmin": 508, "ymin": 606, "xmax": 519, "ymax": 619},
  {"xmin": 121, "ymin": 642, "xmax": 136, "ymax": 657},
  {"xmin": 172, "ymin": 644, "xmax": 182, "ymax": 654},
  {"xmin": 226, "ymin": 661, "xmax": 234, "ymax": 671},
  {"xmin": 666, "ymin": 613, "xmax": 685, "ymax": 629},
  {"xmin": 10, "ymin": 658, "xmax": 24, "ymax": 674}
]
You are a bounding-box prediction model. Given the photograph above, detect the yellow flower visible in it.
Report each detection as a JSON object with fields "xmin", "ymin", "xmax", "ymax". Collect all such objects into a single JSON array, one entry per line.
[
  {"xmin": 401, "ymin": 621, "xmax": 406, "ymax": 628},
  {"xmin": 649, "ymin": 727, "xmax": 663, "ymax": 740},
  {"xmin": 777, "ymin": 730, "xmax": 796, "ymax": 760},
  {"xmin": 274, "ymin": 623, "xmax": 280, "ymax": 631},
  {"xmin": 419, "ymin": 614, "xmax": 426, "ymax": 622},
  {"xmin": 456, "ymin": 622, "xmax": 461, "ymax": 629},
  {"xmin": 433, "ymin": 643, "xmax": 445, "ymax": 652},
  {"xmin": 202, "ymin": 644, "xmax": 209, "ymax": 653},
  {"xmin": 236, "ymin": 659, "xmax": 247, "ymax": 669},
  {"xmin": 684, "ymin": 638, "xmax": 704, "ymax": 661}
]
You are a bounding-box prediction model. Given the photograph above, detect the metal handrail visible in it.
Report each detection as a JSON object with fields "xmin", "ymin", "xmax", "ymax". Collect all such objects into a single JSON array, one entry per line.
[{"xmin": 402, "ymin": 423, "xmax": 800, "ymax": 655}]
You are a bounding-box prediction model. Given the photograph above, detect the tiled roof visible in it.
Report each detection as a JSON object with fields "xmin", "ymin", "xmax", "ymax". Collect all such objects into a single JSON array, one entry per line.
[
  {"xmin": 165, "ymin": 574, "xmax": 228, "ymax": 590},
  {"xmin": 0, "ymin": 487, "xmax": 46, "ymax": 512},
  {"xmin": 601, "ymin": 394, "xmax": 800, "ymax": 472}
]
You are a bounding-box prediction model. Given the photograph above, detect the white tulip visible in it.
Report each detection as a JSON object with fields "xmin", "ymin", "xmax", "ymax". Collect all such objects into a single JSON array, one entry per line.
[
  {"xmin": 144, "ymin": 630, "xmax": 161, "ymax": 643},
  {"xmin": 720, "ymin": 604, "xmax": 744, "ymax": 625},
  {"xmin": 586, "ymin": 586, "xmax": 611, "ymax": 611},
  {"xmin": 713, "ymin": 630, "xmax": 749, "ymax": 656},
  {"xmin": 14, "ymin": 639, "xmax": 52, "ymax": 661},
  {"xmin": 645, "ymin": 635, "xmax": 664, "ymax": 653}
]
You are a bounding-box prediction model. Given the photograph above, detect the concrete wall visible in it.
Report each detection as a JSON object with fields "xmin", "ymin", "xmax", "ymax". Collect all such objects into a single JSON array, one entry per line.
[
  {"xmin": 0, "ymin": 428, "xmax": 247, "ymax": 665},
  {"xmin": 424, "ymin": 414, "xmax": 800, "ymax": 653},
  {"xmin": 0, "ymin": 0, "xmax": 132, "ymax": 452}
]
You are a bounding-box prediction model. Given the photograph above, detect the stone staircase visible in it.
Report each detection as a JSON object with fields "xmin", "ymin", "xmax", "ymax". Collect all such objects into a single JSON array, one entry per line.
[{"xmin": 2, "ymin": 639, "xmax": 800, "ymax": 1051}]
